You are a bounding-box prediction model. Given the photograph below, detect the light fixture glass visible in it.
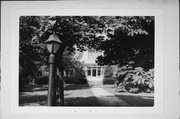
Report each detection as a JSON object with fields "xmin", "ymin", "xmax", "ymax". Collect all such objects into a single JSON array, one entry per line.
[
  {"xmin": 46, "ymin": 43, "xmax": 53, "ymax": 54},
  {"xmin": 52, "ymin": 42, "xmax": 61, "ymax": 54},
  {"xmin": 45, "ymin": 34, "xmax": 62, "ymax": 54}
]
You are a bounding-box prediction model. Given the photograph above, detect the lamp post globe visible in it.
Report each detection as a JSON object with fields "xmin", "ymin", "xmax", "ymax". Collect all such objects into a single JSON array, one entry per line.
[
  {"xmin": 45, "ymin": 34, "xmax": 62, "ymax": 54},
  {"xmin": 45, "ymin": 34, "xmax": 61, "ymax": 106}
]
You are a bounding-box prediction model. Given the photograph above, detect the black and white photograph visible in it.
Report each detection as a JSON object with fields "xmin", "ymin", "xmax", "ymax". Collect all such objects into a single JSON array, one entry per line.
[
  {"xmin": 1, "ymin": 1, "xmax": 179, "ymax": 119},
  {"xmin": 19, "ymin": 16, "xmax": 155, "ymax": 107}
]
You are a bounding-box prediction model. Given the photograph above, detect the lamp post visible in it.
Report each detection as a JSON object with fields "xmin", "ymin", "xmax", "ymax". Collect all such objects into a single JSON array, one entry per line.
[{"xmin": 46, "ymin": 34, "xmax": 62, "ymax": 106}]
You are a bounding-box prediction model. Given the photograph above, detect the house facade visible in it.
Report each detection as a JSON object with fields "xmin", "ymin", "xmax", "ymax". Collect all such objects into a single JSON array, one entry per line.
[
  {"xmin": 64, "ymin": 49, "xmax": 118, "ymax": 81},
  {"xmin": 77, "ymin": 49, "xmax": 106, "ymax": 81}
]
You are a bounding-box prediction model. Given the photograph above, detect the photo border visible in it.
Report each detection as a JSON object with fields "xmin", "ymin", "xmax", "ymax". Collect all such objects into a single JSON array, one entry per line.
[
  {"xmin": 12, "ymin": 8, "xmax": 163, "ymax": 114},
  {"xmin": 1, "ymin": 1, "xmax": 179, "ymax": 119}
]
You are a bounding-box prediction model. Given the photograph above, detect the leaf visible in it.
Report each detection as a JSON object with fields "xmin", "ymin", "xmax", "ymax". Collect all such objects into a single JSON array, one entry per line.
[
  {"xmin": 149, "ymin": 82, "xmax": 153, "ymax": 88},
  {"xmin": 141, "ymin": 78, "xmax": 145, "ymax": 85},
  {"xmin": 132, "ymin": 75, "xmax": 140, "ymax": 83},
  {"xmin": 137, "ymin": 79, "xmax": 141, "ymax": 85}
]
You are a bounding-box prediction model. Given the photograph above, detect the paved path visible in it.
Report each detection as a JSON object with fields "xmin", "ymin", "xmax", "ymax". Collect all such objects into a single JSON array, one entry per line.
[
  {"xmin": 88, "ymin": 80, "xmax": 129, "ymax": 106},
  {"xmin": 64, "ymin": 85, "xmax": 100, "ymax": 106},
  {"xmin": 90, "ymin": 87, "xmax": 129, "ymax": 106}
]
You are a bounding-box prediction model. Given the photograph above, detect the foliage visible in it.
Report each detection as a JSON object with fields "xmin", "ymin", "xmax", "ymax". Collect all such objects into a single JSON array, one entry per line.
[
  {"xmin": 35, "ymin": 76, "xmax": 49, "ymax": 84},
  {"xmin": 64, "ymin": 67, "xmax": 87, "ymax": 84},
  {"xmin": 104, "ymin": 66, "xmax": 114, "ymax": 78},
  {"xmin": 96, "ymin": 16, "xmax": 154, "ymax": 70},
  {"xmin": 19, "ymin": 16, "xmax": 106, "ymax": 83},
  {"xmin": 64, "ymin": 76, "xmax": 87, "ymax": 84},
  {"xmin": 19, "ymin": 16, "xmax": 154, "ymax": 87},
  {"xmin": 41, "ymin": 16, "xmax": 106, "ymax": 52},
  {"xmin": 115, "ymin": 66, "xmax": 154, "ymax": 93},
  {"xmin": 102, "ymin": 77, "xmax": 116, "ymax": 85},
  {"xmin": 62, "ymin": 50, "xmax": 87, "ymax": 84},
  {"xmin": 73, "ymin": 66, "xmax": 87, "ymax": 84},
  {"xmin": 19, "ymin": 16, "xmax": 49, "ymax": 86}
]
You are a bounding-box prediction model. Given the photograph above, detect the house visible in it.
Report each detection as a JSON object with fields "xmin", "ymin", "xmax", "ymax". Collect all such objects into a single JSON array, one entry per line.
[
  {"xmin": 77, "ymin": 49, "xmax": 106, "ymax": 81},
  {"xmin": 64, "ymin": 49, "xmax": 118, "ymax": 81}
]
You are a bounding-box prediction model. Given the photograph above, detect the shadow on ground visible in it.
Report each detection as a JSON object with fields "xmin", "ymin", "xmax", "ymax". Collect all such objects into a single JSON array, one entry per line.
[
  {"xmin": 19, "ymin": 84, "xmax": 93, "ymax": 106},
  {"xmin": 19, "ymin": 84, "xmax": 154, "ymax": 107},
  {"xmin": 19, "ymin": 95, "xmax": 47, "ymax": 106},
  {"xmin": 19, "ymin": 84, "xmax": 48, "ymax": 106},
  {"xmin": 102, "ymin": 85, "xmax": 154, "ymax": 106},
  {"xmin": 64, "ymin": 84, "xmax": 90, "ymax": 90},
  {"xmin": 19, "ymin": 84, "xmax": 48, "ymax": 92},
  {"xmin": 64, "ymin": 96, "xmax": 100, "ymax": 106},
  {"xmin": 114, "ymin": 94, "xmax": 154, "ymax": 106}
]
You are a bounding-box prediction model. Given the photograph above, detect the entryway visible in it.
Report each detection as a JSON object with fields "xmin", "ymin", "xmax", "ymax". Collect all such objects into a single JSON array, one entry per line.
[
  {"xmin": 86, "ymin": 66, "xmax": 104, "ymax": 81},
  {"xmin": 88, "ymin": 80, "xmax": 102, "ymax": 88}
]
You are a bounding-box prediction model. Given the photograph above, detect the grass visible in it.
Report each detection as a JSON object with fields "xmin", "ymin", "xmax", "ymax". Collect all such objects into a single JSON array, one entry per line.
[
  {"xmin": 19, "ymin": 84, "xmax": 100, "ymax": 106},
  {"xmin": 19, "ymin": 84, "xmax": 48, "ymax": 106},
  {"xmin": 19, "ymin": 83, "xmax": 154, "ymax": 106},
  {"xmin": 102, "ymin": 85, "xmax": 154, "ymax": 106},
  {"xmin": 64, "ymin": 84, "xmax": 100, "ymax": 106}
]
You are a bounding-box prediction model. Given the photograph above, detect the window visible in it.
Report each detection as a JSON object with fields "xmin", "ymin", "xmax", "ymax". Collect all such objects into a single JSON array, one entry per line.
[
  {"xmin": 87, "ymin": 67, "xmax": 91, "ymax": 76},
  {"xmin": 97, "ymin": 67, "xmax": 101, "ymax": 76},
  {"xmin": 92, "ymin": 69, "xmax": 96, "ymax": 76}
]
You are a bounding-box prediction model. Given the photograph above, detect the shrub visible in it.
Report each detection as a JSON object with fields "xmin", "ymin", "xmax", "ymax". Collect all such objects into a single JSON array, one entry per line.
[
  {"xmin": 35, "ymin": 76, "xmax": 48, "ymax": 84},
  {"xmin": 19, "ymin": 77, "xmax": 29, "ymax": 89},
  {"xmin": 77, "ymin": 75, "xmax": 87, "ymax": 84},
  {"xmin": 102, "ymin": 77, "xmax": 116, "ymax": 85},
  {"xmin": 104, "ymin": 66, "xmax": 113, "ymax": 78},
  {"xmin": 64, "ymin": 76, "xmax": 73, "ymax": 84},
  {"xmin": 115, "ymin": 67, "xmax": 154, "ymax": 93},
  {"xmin": 64, "ymin": 67, "xmax": 87, "ymax": 84},
  {"xmin": 64, "ymin": 76, "xmax": 87, "ymax": 84}
]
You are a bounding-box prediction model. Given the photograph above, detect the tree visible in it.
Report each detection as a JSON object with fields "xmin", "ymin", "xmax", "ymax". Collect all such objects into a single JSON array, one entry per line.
[
  {"xmin": 37, "ymin": 16, "xmax": 107, "ymax": 77},
  {"xmin": 19, "ymin": 16, "xmax": 49, "ymax": 86},
  {"xmin": 96, "ymin": 16, "xmax": 154, "ymax": 70},
  {"xmin": 19, "ymin": 16, "xmax": 107, "ymax": 105},
  {"xmin": 20, "ymin": 16, "xmax": 154, "ymax": 84}
]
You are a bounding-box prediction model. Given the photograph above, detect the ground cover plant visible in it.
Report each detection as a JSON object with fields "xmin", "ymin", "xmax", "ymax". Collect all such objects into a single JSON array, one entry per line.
[{"xmin": 114, "ymin": 65, "xmax": 154, "ymax": 93}]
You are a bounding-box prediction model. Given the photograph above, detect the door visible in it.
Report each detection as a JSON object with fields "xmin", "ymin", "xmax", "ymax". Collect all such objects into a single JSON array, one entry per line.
[{"xmin": 92, "ymin": 69, "xmax": 96, "ymax": 77}]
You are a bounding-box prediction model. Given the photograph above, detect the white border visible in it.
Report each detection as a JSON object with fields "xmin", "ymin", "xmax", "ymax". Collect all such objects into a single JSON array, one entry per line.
[
  {"xmin": 1, "ymin": 1, "xmax": 179, "ymax": 119},
  {"xmin": 10, "ymin": 8, "xmax": 163, "ymax": 114}
]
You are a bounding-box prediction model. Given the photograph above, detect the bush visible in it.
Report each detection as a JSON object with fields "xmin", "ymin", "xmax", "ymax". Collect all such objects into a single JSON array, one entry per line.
[
  {"xmin": 19, "ymin": 77, "xmax": 29, "ymax": 89},
  {"xmin": 78, "ymin": 75, "xmax": 87, "ymax": 84},
  {"xmin": 115, "ymin": 67, "xmax": 154, "ymax": 93},
  {"xmin": 64, "ymin": 67, "xmax": 87, "ymax": 84},
  {"xmin": 35, "ymin": 76, "xmax": 48, "ymax": 84},
  {"xmin": 64, "ymin": 76, "xmax": 73, "ymax": 84},
  {"xmin": 104, "ymin": 66, "xmax": 113, "ymax": 78},
  {"xmin": 102, "ymin": 77, "xmax": 116, "ymax": 85},
  {"xmin": 64, "ymin": 76, "xmax": 87, "ymax": 84}
]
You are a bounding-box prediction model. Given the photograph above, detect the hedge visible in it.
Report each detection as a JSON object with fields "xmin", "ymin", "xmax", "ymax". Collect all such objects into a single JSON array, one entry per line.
[
  {"xmin": 102, "ymin": 77, "xmax": 116, "ymax": 85},
  {"xmin": 64, "ymin": 76, "xmax": 87, "ymax": 84},
  {"xmin": 35, "ymin": 76, "xmax": 48, "ymax": 84}
]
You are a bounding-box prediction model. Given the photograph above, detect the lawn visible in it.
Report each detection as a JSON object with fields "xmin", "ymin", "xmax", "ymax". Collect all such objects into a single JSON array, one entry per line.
[
  {"xmin": 19, "ymin": 84, "xmax": 100, "ymax": 106},
  {"xmin": 19, "ymin": 84, "xmax": 154, "ymax": 106},
  {"xmin": 19, "ymin": 85, "xmax": 48, "ymax": 106},
  {"xmin": 64, "ymin": 84, "xmax": 100, "ymax": 106},
  {"xmin": 102, "ymin": 85, "xmax": 154, "ymax": 106}
]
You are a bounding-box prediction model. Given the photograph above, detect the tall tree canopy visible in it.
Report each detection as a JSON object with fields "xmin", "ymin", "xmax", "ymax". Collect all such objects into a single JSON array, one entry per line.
[
  {"xmin": 96, "ymin": 16, "xmax": 154, "ymax": 70},
  {"xmin": 19, "ymin": 16, "xmax": 105, "ymax": 81},
  {"xmin": 19, "ymin": 16, "xmax": 154, "ymax": 82}
]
